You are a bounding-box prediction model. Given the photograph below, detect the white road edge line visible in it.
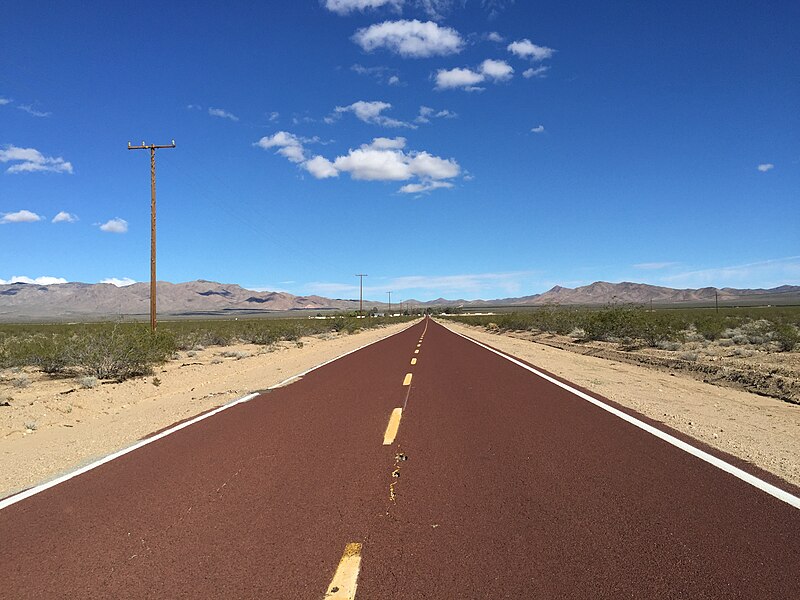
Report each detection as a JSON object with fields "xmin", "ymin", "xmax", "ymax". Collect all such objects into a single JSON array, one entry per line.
[
  {"xmin": 0, "ymin": 320, "xmax": 423, "ymax": 511},
  {"xmin": 442, "ymin": 322, "xmax": 800, "ymax": 510}
]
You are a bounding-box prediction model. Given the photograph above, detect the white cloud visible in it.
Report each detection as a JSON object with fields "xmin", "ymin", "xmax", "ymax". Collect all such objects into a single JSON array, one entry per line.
[
  {"xmin": 261, "ymin": 132, "xmax": 460, "ymax": 193},
  {"xmin": 1, "ymin": 209, "xmax": 43, "ymax": 224},
  {"xmin": 0, "ymin": 145, "xmax": 73, "ymax": 174},
  {"xmin": 0, "ymin": 97, "xmax": 11, "ymax": 105},
  {"xmin": 480, "ymin": 59, "xmax": 514, "ymax": 81},
  {"xmin": 757, "ymin": 163, "xmax": 774, "ymax": 172},
  {"xmin": 523, "ymin": 65, "xmax": 550, "ymax": 78},
  {"xmin": 352, "ymin": 19, "xmax": 464, "ymax": 58},
  {"xmin": 255, "ymin": 131, "xmax": 307, "ymax": 163},
  {"xmin": 435, "ymin": 67, "xmax": 485, "ymax": 90},
  {"xmin": 208, "ymin": 107, "xmax": 239, "ymax": 121},
  {"xmin": 100, "ymin": 277, "xmax": 137, "ymax": 287},
  {"xmin": 268, "ymin": 111, "xmax": 280, "ymax": 121},
  {"xmin": 307, "ymin": 270, "xmax": 533, "ymax": 298},
  {"xmin": 660, "ymin": 256, "xmax": 800, "ymax": 289},
  {"xmin": 388, "ymin": 75, "xmax": 401, "ymax": 85},
  {"xmin": 304, "ymin": 155, "xmax": 339, "ymax": 178},
  {"xmin": 334, "ymin": 100, "xmax": 414, "ymax": 128},
  {"xmin": 324, "ymin": 0, "xmax": 403, "ymax": 14},
  {"xmin": 399, "ymin": 180, "xmax": 453, "ymax": 193},
  {"xmin": 531, "ymin": 125, "xmax": 544, "ymax": 133},
  {"xmin": 52, "ymin": 211, "xmax": 78, "ymax": 223},
  {"xmin": 415, "ymin": 0, "xmax": 455, "ymax": 20},
  {"xmin": 508, "ymin": 38, "xmax": 555, "ymax": 61},
  {"xmin": 363, "ymin": 136, "xmax": 407, "ymax": 150},
  {"xmin": 17, "ymin": 104, "xmax": 52, "ymax": 118},
  {"xmin": 434, "ymin": 60, "xmax": 512, "ymax": 90},
  {"xmin": 333, "ymin": 147, "xmax": 412, "ymax": 180},
  {"xmin": 99, "ymin": 218, "xmax": 128, "ymax": 234},
  {"xmin": 187, "ymin": 104, "xmax": 202, "ymax": 110},
  {"xmin": 0, "ymin": 276, "xmax": 67, "ymax": 285},
  {"xmin": 486, "ymin": 31, "xmax": 504, "ymax": 42}
]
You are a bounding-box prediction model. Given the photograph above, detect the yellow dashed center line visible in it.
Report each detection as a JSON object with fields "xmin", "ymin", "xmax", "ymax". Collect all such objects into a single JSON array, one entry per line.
[
  {"xmin": 382, "ymin": 408, "xmax": 403, "ymax": 445},
  {"xmin": 414, "ymin": 349, "xmax": 419, "ymax": 354},
  {"xmin": 416, "ymin": 343, "xmax": 421, "ymax": 348},
  {"xmin": 403, "ymin": 373, "xmax": 413, "ymax": 386},
  {"xmin": 410, "ymin": 358, "xmax": 417, "ymax": 365},
  {"xmin": 324, "ymin": 543, "xmax": 363, "ymax": 599}
]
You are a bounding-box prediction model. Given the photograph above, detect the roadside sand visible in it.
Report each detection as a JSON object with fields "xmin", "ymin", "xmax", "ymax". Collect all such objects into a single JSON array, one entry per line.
[
  {"xmin": 441, "ymin": 320, "xmax": 800, "ymax": 488},
  {"xmin": 0, "ymin": 321, "xmax": 415, "ymax": 499}
]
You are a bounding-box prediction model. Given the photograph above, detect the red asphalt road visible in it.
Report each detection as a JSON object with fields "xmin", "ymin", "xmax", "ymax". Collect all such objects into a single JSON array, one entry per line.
[{"xmin": 1, "ymin": 318, "xmax": 799, "ymax": 598}]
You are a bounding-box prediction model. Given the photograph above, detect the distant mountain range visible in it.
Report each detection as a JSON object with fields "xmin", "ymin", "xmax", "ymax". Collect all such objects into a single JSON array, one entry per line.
[{"xmin": 0, "ymin": 280, "xmax": 798, "ymax": 321}]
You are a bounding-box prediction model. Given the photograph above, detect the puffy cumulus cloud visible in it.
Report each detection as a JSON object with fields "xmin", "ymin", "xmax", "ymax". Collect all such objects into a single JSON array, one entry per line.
[
  {"xmin": 304, "ymin": 155, "xmax": 339, "ymax": 179},
  {"xmin": 208, "ymin": 107, "xmax": 239, "ymax": 121},
  {"xmin": 333, "ymin": 100, "xmax": 414, "ymax": 128},
  {"xmin": 324, "ymin": 0, "xmax": 403, "ymax": 14},
  {"xmin": 1, "ymin": 209, "xmax": 43, "ymax": 224},
  {"xmin": 99, "ymin": 218, "xmax": 128, "ymax": 234},
  {"xmin": 333, "ymin": 148, "xmax": 411, "ymax": 180},
  {"xmin": 255, "ymin": 131, "xmax": 307, "ymax": 163},
  {"xmin": 757, "ymin": 163, "xmax": 774, "ymax": 172},
  {"xmin": 52, "ymin": 211, "xmax": 78, "ymax": 223},
  {"xmin": 531, "ymin": 125, "xmax": 544, "ymax": 133},
  {"xmin": 435, "ymin": 59, "xmax": 513, "ymax": 90},
  {"xmin": 507, "ymin": 38, "xmax": 555, "ymax": 61},
  {"xmin": 258, "ymin": 132, "xmax": 460, "ymax": 193},
  {"xmin": 486, "ymin": 31, "xmax": 504, "ymax": 42},
  {"xmin": 0, "ymin": 276, "xmax": 67, "ymax": 285},
  {"xmin": 434, "ymin": 67, "xmax": 485, "ymax": 90},
  {"xmin": 398, "ymin": 180, "xmax": 453, "ymax": 193},
  {"xmin": 100, "ymin": 277, "xmax": 137, "ymax": 287},
  {"xmin": 352, "ymin": 19, "xmax": 463, "ymax": 58},
  {"xmin": 479, "ymin": 59, "xmax": 513, "ymax": 81},
  {"xmin": 0, "ymin": 145, "xmax": 73, "ymax": 174},
  {"xmin": 523, "ymin": 65, "xmax": 549, "ymax": 78}
]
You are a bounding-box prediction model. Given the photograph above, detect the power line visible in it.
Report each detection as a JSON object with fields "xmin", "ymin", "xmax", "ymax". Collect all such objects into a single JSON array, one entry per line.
[{"xmin": 128, "ymin": 140, "xmax": 176, "ymax": 331}]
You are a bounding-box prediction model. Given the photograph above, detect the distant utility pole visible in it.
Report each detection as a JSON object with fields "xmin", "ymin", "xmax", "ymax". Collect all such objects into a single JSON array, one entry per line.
[
  {"xmin": 128, "ymin": 140, "xmax": 176, "ymax": 331},
  {"xmin": 356, "ymin": 274, "xmax": 368, "ymax": 317},
  {"xmin": 715, "ymin": 290, "xmax": 719, "ymax": 314},
  {"xmin": 387, "ymin": 291, "xmax": 392, "ymax": 315}
]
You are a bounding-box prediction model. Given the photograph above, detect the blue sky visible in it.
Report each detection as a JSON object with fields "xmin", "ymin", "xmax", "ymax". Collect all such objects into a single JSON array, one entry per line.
[{"xmin": 1, "ymin": 0, "xmax": 798, "ymax": 301}]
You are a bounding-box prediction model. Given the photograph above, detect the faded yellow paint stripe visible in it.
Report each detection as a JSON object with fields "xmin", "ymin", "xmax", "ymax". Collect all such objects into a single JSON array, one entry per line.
[
  {"xmin": 403, "ymin": 373, "xmax": 413, "ymax": 386},
  {"xmin": 324, "ymin": 543, "xmax": 363, "ymax": 599},
  {"xmin": 416, "ymin": 343, "xmax": 421, "ymax": 348},
  {"xmin": 382, "ymin": 407, "xmax": 403, "ymax": 445},
  {"xmin": 414, "ymin": 349, "xmax": 419, "ymax": 354},
  {"xmin": 410, "ymin": 358, "xmax": 417, "ymax": 365}
]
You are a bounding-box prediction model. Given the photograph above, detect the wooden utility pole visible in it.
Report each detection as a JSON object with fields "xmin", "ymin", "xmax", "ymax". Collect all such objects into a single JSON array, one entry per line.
[
  {"xmin": 356, "ymin": 274, "xmax": 368, "ymax": 317},
  {"xmin": 387, "ymin": 291, "xmax": 392, "ymax": 315},
  {"xmin": 128, "ymin": 140, "xmax": 176, "ymax": 331}
]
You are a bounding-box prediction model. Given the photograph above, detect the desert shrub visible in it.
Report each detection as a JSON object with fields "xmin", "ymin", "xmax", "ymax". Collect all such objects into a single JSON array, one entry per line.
[
  {"xmin": 13, "ymin": 374, "xmax": 31, "ymax": 388},
  {"xmin": 78, "ymin": 375, "xmax": 99, "ymax": 389},
  {"xmin": 70, "ymin": 324, "xmax": 176, "ymax": 380},
  {"xmin": 770, "ymin": 323, "xmax": 799, "ymax": 352},
  {"xmin": 678, "ymin": 351, "xmax": 698, "ymax": 362},
  {"xmin": 694, "ymin": 315, "xmax": 727, "ymax": 341}
]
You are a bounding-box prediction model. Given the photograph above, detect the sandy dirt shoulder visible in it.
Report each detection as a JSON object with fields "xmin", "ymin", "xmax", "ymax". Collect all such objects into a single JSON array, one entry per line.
[
  {"xmin": 0, "ymin": 321, "xmax": 415, "ymax": 499},
  {"xmin": 441, "ymin": 320, "xmax": 800, "ymax": 489}
]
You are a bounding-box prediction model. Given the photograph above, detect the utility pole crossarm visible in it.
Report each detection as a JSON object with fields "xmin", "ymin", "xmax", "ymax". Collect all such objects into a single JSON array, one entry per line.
[{"xmin": 128, "ymin": 140, "xmax": 176, "ymax": 150}]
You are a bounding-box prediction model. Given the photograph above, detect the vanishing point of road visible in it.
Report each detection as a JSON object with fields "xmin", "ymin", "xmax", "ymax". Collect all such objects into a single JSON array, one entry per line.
[{"xmin": 2, "ymin": 318, "xmax": 798, "ymax": 598}]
